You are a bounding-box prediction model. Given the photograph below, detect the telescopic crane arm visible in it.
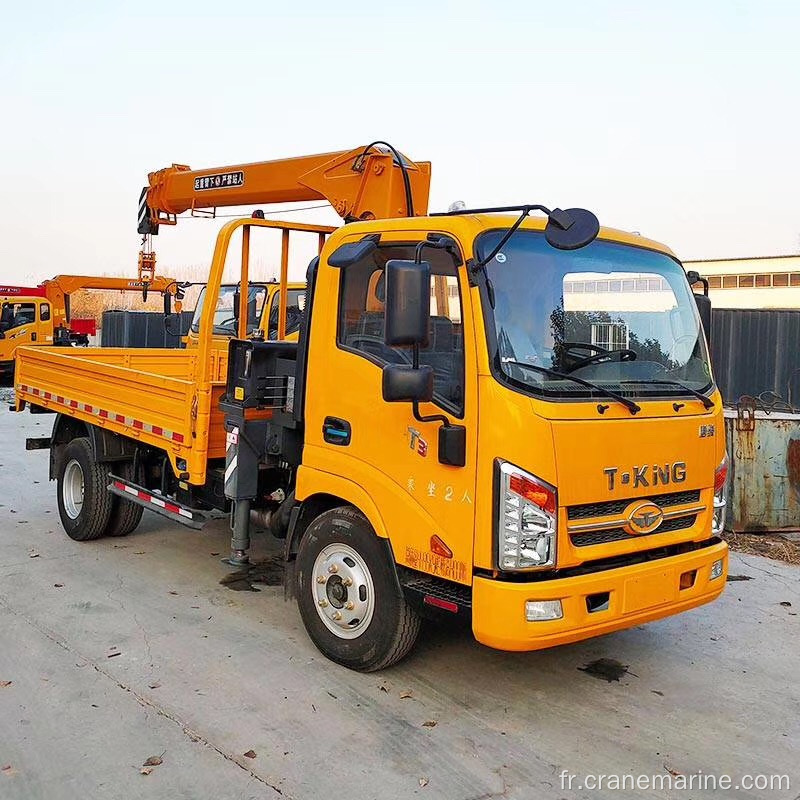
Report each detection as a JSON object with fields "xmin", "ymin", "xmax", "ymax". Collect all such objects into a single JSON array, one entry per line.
[
  {"xmin": 42, "ymin": 275, "xmax": 177, "ymax": 296},
  {"xmin": 39, "ymin": 275, "xmax": 181, "ymax": 327},
  {"xmin": 137, "ymin": 144, "xmax": 432, "ymax": 237}
]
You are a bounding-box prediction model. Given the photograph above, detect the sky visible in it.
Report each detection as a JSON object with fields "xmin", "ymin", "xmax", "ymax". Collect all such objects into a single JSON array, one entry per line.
[{"xmin": 1, "ymin": 0, "xmax": 798, "ymax": 285}]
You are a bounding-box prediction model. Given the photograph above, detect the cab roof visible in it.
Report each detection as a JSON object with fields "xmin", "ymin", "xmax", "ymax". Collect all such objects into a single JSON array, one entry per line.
[{"xmin": 335, "ymin": 213, "xmax": 678, "ymax": 261}]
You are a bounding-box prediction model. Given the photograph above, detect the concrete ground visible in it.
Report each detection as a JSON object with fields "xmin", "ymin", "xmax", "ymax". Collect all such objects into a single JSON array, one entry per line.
[{"xmin": 0, "ymin": 406, "xmax": 798, "ymax": 800}]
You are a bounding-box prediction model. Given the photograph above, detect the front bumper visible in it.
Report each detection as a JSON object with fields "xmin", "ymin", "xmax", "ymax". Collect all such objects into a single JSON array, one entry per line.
[{"xmin": 472, "ymin": 539, "xmax": 728, "ymax": 651}]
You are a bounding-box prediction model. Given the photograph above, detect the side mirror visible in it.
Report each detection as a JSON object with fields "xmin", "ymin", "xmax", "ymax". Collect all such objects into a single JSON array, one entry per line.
[
  {"xmin": 163, "ymin": 293, "xmax": 172, "ymax": 315},
  {"xmin": 232, "ymin": 289, "xmax": 240, "ymax": 321},
  {"xmin": 545, "ymin": 208, "xmax": 600, "ymax": 250},
  {"xmin": 382, "ymin": 364, "xmax": 434, "ymax": 403},
  {"xmin": 384, "ymin": 260, "xmax": 431, "ymax": 347},
  {"xmin": 694, "ymin": 292, "xmax": 712, "ymax": 344},
  {"xmin": 686, "ymin": 270, "xmax": 712, "ymax": 343}
]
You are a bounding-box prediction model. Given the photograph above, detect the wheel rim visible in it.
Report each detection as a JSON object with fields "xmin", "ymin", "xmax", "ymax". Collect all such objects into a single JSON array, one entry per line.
[
  {"xmin": 62, "ymin": 459, "xmax": 85, "ymax": 520},
  {"xmin": 311, "ymin": 543, "xmax": 375, "ymax": 639}
]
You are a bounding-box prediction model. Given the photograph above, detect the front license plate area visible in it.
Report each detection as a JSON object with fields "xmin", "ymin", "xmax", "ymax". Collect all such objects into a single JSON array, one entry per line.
[{"xmin": 623, "ymin": 570, "xmax": 676, "ymax": 613}]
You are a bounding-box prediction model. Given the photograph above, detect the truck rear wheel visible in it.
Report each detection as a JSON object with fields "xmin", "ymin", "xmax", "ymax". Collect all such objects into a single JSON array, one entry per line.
[
  {"xmin": 105, "ymin": 462, "xmax": 143, "ymax": 537},
  {"xmin": 56, "ymin": 437, "xmax": 113, "ymax": 541},
  {"xmin": 295, "ymin": 506, "xmax": 420, "ymax": 672}
]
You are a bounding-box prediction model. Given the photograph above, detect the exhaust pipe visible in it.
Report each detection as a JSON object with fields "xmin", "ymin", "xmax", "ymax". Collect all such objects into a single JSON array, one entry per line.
[{"xmin": 250, "ymin": 507, "xmax": 273, "ymax": 530}]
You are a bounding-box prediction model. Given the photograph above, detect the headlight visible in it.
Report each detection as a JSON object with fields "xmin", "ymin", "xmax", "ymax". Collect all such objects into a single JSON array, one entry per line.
[
  {"xmin": 711, "ymin": 452, "xmax": 728, "ymax": 535},
  {"xmin": 497, "ymin": 461, "xmax": 557, "ymax": 570}
]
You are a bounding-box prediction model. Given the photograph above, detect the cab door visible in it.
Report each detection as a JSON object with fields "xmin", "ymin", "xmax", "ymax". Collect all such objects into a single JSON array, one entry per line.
[
  {"xmin": 37, "ymin": 301, "xmax": 53, "ymax": 344},
  {"xmin": 302, "ymin": 234, "xmax": 479, "ymax": 585},
  {"xmin": 1, "ymin": 301, "xmax": 39, "ymax": 355}
]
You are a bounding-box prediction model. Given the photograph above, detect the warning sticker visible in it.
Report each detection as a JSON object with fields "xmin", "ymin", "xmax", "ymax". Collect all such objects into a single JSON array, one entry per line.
[{"xmin": 194, "ymin": 171, "xmax": 244, "ymax": 191}]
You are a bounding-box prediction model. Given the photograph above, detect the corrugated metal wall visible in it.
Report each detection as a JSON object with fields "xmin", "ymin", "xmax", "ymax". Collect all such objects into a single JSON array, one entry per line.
[
  {"xmin": 711, "ymin": 309, "xmax": 800, "ymax": 406},
  {"xmin": 724, "ymin": 409, "xmax": 800, "ymax": 531},
  {"xmin": 100, "ymin": 311, "xmax": 194, "ymax": 348}
]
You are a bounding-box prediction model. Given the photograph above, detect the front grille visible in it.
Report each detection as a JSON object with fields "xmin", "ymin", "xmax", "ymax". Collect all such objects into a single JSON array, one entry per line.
[
  {"xmin": 570, "ymin": 514, "xmax": 697, "ymax": 547},
  {"xmin": 567, "ymin": 489, "xmax": 701, "ymax": 520}
]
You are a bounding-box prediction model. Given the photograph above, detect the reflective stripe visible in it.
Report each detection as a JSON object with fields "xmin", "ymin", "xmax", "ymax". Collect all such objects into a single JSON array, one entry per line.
[
  {"xmin": 17, "ymin": 385, "xmax": 186, "ymax": 445},
  {"xmin": 112, "ymin": 480, "xmax": 194, "ymax": 520}
]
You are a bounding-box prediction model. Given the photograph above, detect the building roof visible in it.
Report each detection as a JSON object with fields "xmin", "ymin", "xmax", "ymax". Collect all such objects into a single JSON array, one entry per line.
[{"xmin": 684, "ymin": 254, "xmax": 799, "ymax": 264}]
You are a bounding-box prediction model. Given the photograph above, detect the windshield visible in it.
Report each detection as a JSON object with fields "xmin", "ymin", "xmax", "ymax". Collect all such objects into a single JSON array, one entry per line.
[
  {"xmin": 0, "ymin": 302, "xmax": 36, "ymax": 333},
  {"xmin": 477, "ymin": 231, "xmax": 712, "ymax": 402},
  {"xmin": 190, "ymin": 285, "xmax": 268, "ymax": 336}
]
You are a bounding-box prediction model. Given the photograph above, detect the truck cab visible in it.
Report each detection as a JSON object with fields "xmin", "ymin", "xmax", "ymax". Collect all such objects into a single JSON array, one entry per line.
[
  {"xmin": 220, "ymin": 212, "xmax": 728, "ymax": 667},
  {"xmin": 0, "ymin": 297, "xmax": 53, "ymax": 383}
]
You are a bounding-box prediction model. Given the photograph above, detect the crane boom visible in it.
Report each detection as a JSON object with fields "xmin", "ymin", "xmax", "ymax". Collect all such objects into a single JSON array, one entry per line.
[
  {"xmin": 41, "ymin": 274, "xmax": 176, "ymax": 297},
  {"xmin": 138, "ymin": 144, "xmax": 431, "ymax": 235}
]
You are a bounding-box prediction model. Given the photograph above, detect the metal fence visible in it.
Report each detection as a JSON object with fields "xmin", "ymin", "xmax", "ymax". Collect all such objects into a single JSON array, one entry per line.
[{"xmin": 711, "ymin": 309, "xmax": 800, "ymax": 407}]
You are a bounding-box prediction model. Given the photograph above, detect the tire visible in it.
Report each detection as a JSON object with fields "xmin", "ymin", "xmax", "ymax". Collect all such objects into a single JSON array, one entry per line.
[
  {"xmin": 56, "ymin": 437, "xmax": 113, "ymax": 541},
  {"xmin": 105, "ymin": 461, "xmax": 143, "ymax": 537},
  {"xmin": 295, "ymin": 506, "xmax": 421, "ymax": 672}
]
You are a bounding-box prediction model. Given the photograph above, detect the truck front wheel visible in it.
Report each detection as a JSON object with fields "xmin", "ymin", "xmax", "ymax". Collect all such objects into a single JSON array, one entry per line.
[
  {"xmin": 295, "ymin": 506, "xmax": 420, "ymax": 672},
  {"xmin": 56, "ymin": 437, "xmax": 113, "ymax": 541}
]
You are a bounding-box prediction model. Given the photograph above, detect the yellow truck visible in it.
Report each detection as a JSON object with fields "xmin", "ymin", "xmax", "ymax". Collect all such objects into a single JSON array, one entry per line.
[
  {"xmin": 0, "ymin": 273, "xmax": 180, "ymax": 383},
  {"xmin": 15, "ymin": 144, "xmax": 729, "ymax": 671}
]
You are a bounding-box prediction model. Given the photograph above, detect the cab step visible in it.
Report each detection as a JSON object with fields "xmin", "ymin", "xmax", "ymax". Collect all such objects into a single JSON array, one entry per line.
[{"xmin": 107, "ymin": 476, "xmax": 212, "ymax": 530}]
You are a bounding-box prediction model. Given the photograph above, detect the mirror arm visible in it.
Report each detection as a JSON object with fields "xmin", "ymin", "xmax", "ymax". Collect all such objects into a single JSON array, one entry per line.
[
  {"xmin": 412, "ymin": 400, "xmax": 451, "ymax": 427},
  {"xmin": 414, "ymin": 235, "xmax": 461, "ymax": 265},
  {"xmin": 474, "ymin": 206, "xmax": 541, "ymax": 268},
  {"xmin": 686, "ymin": 270, "xmax": 709, "ymax": 297},
  {"xmin": 408, "ymin": 344, "xmax": 450, "ymax": 426}
]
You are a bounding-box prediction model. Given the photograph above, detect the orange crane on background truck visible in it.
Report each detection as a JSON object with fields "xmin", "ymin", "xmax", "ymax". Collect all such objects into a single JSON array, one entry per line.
[
  {"xmin": 15, "ymin": 142, "xmax": 729, "ymax": 671},
  {"xmin": 0, "ymin": 271, "xmax": 182, "ymax": 383}
]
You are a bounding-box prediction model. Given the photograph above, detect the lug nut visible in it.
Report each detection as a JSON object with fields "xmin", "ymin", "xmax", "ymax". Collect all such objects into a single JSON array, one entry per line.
[
  {"xmin": 342, "ymin": 577, "xmax": 353, "ymax": 587},
  {"xmin": 345, "ymin": 601, "xmax": 355, "ymax": 610},
  {"xmin": 318, "ymin": 599, "xmax": 328, "ymax": 608},
  {"xmin": 332, "ymin": 611, "xmax": 342, "ymax": 620},
  {"xmin": 328, "ymin": 564, "xmax": 339, "ymax": 574},
  {"xmin": 316, "ymin": 575, "xmax": 326, "ymax": 584}
]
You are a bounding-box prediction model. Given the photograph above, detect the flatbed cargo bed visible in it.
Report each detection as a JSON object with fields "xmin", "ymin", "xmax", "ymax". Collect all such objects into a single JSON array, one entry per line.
[{"xmin": 15, "ymin": 346, "xmax": 229, "ymax": 483}]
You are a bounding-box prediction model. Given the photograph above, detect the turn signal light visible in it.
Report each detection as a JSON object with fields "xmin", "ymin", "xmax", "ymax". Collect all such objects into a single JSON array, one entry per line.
[
  {"xmin": 714, "ymin": 453, "xmax": 729, "ymax": 492},
  {"xmin": 509, "ymin": 474, "xmax": 557, "ymax": 514}
]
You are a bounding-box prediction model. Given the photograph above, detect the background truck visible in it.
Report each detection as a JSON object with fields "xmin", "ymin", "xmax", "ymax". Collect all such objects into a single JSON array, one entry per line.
[
  {"xmin": 15, "ymin": 143, "xmax": 729, "ymax": 672},
  {"xmin": 0, "ymin": 273, "xmax": 180, "ymax": 384},
  {"xmin": 184, "ymin": 280, "xmax": 307, "ymax": 349}
]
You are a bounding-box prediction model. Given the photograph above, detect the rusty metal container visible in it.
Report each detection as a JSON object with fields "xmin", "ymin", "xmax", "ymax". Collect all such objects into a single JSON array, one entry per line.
[{"xmin": 724, "ymin": 406, "xmax": 800, "ymax": 532}]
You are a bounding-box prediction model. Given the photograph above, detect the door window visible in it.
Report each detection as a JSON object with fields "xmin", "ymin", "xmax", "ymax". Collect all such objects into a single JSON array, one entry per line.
[
  {"xmin": 40, "ymin": 303, "xmax": 51, "ymax": 322},
  {"xmin": 337, "ymin": 243, "xmax": 465, "ymax": 415},
  {"xmin": 267, "ymin": 289, "xmax": 306, "ymax": 339}
]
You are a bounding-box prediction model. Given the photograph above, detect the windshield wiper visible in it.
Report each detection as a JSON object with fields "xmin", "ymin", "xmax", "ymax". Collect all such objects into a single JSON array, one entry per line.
[
  {"xmin": 620, "ymin": 379, "xmax": 714, "ymax": 409},
  {"xmin": 501, "ymin": 359, "xmax": 641, "ymax": 414}
]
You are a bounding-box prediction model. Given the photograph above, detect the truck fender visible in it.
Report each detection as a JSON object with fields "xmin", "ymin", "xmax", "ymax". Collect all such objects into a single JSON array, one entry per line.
[
  {"xmin": 49, "ymin": 414, "xmax": 136, "ymax": 479},
  {"xmin": 283, "ymin": 493, "xmax": 401, "ymax": 602},
  {"xmin": 283, "ymin": 472, "xmax": 389, "ymax": 562}
]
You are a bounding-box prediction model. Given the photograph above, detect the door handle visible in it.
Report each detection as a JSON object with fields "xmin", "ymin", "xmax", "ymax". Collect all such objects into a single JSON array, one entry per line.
[{"xmin": 323, "ymin": 417, "xmax": 351, "ymax": 446}]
